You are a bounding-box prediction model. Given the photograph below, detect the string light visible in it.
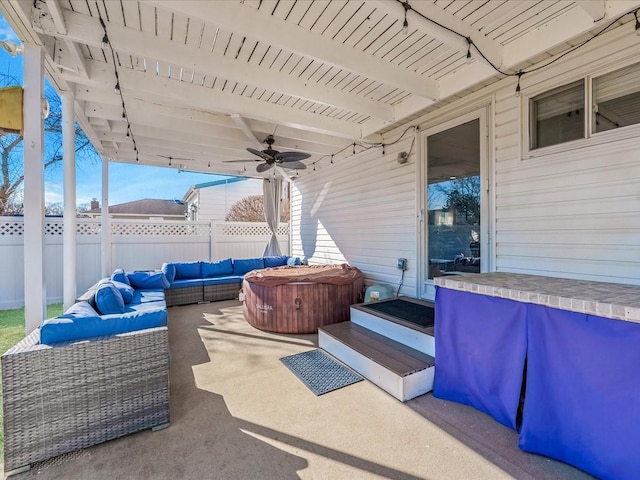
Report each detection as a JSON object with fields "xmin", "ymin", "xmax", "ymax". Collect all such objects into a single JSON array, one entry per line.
[
  {"xmin": 330, "ymin": 155, "xmax": 334, "ymax": 164},
  {"xmin": 113, "ymin": 82, "xmax": 120, "ymax": 94},
  {"xmin": 515, "ymin": 71, "xmax": 523, "ymax": 98},
  {"xmin": 635, "ymin": 10, "xmax": 640, "ymax": 36},
  {"xmin": 402, "ymin": 1, "xmax": 410, "ymax": 35},
  {"xmin": 465, "ymin": 38, "xmax": 472, "ymax": 64}
]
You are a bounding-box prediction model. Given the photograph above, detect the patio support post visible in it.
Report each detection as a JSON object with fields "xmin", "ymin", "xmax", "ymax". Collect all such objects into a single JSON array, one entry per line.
[
  {"xmin": 62, "ymin": 92, "xmax": 76, "ymax": 310},
  {"xmin": 22, "ymin": 43, "xmax": 46, "ymax": 334},
  {"xmin": 101, "ymin": 158, "xmax": 111, "ymax": 276}
]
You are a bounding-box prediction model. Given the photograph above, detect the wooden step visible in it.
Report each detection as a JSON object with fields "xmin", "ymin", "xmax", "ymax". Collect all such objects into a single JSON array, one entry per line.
[{"xmin": 319, "ymin": 321, "xmax": 435, "ymax": 401}]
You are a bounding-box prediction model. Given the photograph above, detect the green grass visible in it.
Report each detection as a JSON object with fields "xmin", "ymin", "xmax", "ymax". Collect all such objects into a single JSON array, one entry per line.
[{"xmin": 0, "ymin": 303, "xmax": 63, "ymax": 460}]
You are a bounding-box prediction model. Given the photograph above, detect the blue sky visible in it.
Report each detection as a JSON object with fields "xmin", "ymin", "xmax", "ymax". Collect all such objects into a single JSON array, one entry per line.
[{"xmin": 1, "ymin": 13, "xmax": 228, "ymax": 207}]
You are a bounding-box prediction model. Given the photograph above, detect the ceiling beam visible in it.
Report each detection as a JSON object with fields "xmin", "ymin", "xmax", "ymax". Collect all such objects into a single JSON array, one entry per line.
[
  {"xmin": 148, "ymin": 0, "xmax": 439, "ymax": 100},
  {"xmin": 575, "ymin": 0, "xmax": 607, "ymax": 20},
  {"xmin": 67, "ymin": 61, "xmax": 363, "ymax": 139},
  {"xmin": 502, "ymin": 2, "xmax": 640, "ymax": 68},
  {"xmin": 36, "ymin": 7, "xmax": 393, "ymax": 121}
]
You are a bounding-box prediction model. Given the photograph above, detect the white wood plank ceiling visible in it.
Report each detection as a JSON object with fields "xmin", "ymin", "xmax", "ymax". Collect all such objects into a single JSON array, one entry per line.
[{"xmin": 1, "ymin": 0, "xmax": 639, "ymax": 178}]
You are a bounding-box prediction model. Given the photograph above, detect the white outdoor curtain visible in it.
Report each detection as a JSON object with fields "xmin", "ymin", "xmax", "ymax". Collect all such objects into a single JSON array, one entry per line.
[{"xmin": 262, "ymin": 176, "xmax": 282, "ymax": 256}]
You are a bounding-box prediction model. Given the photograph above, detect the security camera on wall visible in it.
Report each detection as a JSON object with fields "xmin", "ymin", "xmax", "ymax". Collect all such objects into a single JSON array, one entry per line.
[{"xmin": 397, "ymin": 151, "xmax": 409, "ymax": 164}]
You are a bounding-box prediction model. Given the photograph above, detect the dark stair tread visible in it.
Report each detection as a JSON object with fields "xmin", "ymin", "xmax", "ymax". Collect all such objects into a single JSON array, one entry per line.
[{"xmin": 320, "ymin": 322, "xmax": 434, "ymax": 377}]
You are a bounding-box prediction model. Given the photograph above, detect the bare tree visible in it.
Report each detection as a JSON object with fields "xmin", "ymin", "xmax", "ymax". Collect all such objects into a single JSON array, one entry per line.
[
  {"xmin": 225, "ymin": 195, "xmax": 290, "ymax": 222},
  {"xmin": 1, "ymin": 74, "xmax": 97, "ymax": 215}
]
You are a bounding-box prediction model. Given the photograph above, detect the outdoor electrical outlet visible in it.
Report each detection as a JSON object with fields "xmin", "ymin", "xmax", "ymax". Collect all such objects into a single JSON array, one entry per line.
[{"xmin": 397, "ymin": 258, "xmax": 407, "ymax": 270}]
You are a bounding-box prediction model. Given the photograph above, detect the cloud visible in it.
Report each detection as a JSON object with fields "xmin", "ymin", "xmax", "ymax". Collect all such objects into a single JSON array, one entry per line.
[{"xmin": 0, "ymin": 14, "xmax": 20, "ymax": 42}]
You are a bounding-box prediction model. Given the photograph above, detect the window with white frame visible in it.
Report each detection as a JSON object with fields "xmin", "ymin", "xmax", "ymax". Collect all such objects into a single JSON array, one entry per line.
[
  {"xmin": 593, "ymin": 62, "xmax": 640, "ymax": 133},
  {"xmin": 529, "ymin": 80, "xmax": 585, "ymax": 150},
  {"xmin": 527, "ymin": 61, "xmax": 640, "ymax": 152}
]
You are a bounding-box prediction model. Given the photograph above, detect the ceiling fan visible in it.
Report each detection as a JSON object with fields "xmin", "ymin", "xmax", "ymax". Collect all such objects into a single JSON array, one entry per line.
[{"xmin": 225, "ymin": 135, "xmax": 311, "ymax": 173}]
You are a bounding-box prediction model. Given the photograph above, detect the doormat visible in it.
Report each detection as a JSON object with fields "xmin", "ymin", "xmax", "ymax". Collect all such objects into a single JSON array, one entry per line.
[{"xmin": 280, "ymin": 349, "xmax": 363, "ymax": 396}]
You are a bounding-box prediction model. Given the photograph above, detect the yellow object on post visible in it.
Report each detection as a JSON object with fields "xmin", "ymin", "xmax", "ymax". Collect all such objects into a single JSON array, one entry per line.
[{"xmin": 0, "ymin": 86, "xmax": 24, "ymax": 134}]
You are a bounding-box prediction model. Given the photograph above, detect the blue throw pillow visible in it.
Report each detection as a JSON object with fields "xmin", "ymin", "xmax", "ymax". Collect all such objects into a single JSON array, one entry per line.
[
  {"xmin": 98, "ymin": 278, "xmax": 134, "ymax": 304},
  {"xmin": 111, "ymin": 280, "xmax": 135, "ymax": 304},
  {"xmin": 201, "ymin": 258, "xmax": 233, "ymax": 277},
  {"xmin": 287, "ymin": 257, "xmax": 302, "ymax": 266},
  {"xmin": 264, "ymin": 256, "xmax": 289, "ymax": 268},
  {"xmin": 233, "ymin": 257, "xmax": 265, "ymax": 275},
  {"xmin": 174, "ymin": 262, "xmax": 201, "ymax": 279},
  {"xmin": 95, "ymin": 282, "xmax": 125, "ymax": 315},
  {"xmin": 111, "ymin": 268, "xmax": 130, "ymax": 286},
  {"xmin": 162, "ymin": 262, "xmax": 176, "ymax": 283},
  {"xmin": 127, "ymin": 271, "xmax": 170, "ymax": 290}
]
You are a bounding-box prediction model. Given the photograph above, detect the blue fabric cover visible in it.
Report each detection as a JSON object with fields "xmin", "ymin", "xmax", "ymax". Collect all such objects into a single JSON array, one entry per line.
[
  {"xmin": 131, "ymin": 289, "xmax": 166, "ymax": 304},
  {"xmin": 201, "ymin": 258, "xmax": 233, "ymax": 277},
  {"xmin": 287, "ymin": 257, "xmax": 302, "ymax": 266},
  {"xmin": 232, "ymin": 257, "xmax": 265, "ymax": 275},
  {"xmin": 174, "ymin": 261, "xmax": 201, "ymax": 279},
  {"xmin": 264, "ymin": 255, "xmax": 289, "ymax": 268},
  {"xmin": 111, "ymin": 268, "xmax": 130, "ymax": 286},
  {"xmin": 127, "ymin": 271, "xmax": 170, "ymax": 290},
  {"xmin": 519, "ymin": 304, "xmax": 640, "ymax": 480},
  {"xmin": 40, "ymin": 301, "xmax": 167, "ymax": 344},
  {"xmin": 166, "ymin": 278, "xmax": 204, "ymax": 289},
  {"xmin": 161, "ymin": 262, "xmax": 176, "ymax": 283},
  {"xmin": 202, "ymin": 275, "xmax": 243, "ymax": 286},
  {"xmin": 433, "ymin": 287, "xmax": 527, "ymax": 430},
  {"xmin": 95, "ymin": 282, "xmax": 126, "ymax": 315}
]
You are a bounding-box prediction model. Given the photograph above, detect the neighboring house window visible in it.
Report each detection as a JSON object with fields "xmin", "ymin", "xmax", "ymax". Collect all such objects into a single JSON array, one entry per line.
[
  {"xmin": 529, "ymin": 80, "xmax": 585, "ymax": 150},
  {"xmin": 593, "ymin": 62, "xmax": 640, "ymax": 133}
]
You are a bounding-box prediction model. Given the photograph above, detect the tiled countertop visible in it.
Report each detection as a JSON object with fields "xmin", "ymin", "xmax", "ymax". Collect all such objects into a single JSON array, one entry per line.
[{"xmin": 434, "ymin": 272, "xmax": 640, "ymax": 323}]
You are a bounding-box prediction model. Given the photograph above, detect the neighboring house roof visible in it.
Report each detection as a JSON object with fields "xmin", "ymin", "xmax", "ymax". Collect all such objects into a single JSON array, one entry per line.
[
  {"xmin": 88, "ymin": 199, "xmax": 186, "ymax": 216},
  {"xmin": 182, "ymin": 176, "xmax": 247, "ymax": 202}
]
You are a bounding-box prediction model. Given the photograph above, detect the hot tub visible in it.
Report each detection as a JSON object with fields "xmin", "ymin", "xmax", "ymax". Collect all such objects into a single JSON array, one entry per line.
[{"xmin": 242, "ymin": 264, "xmax": 364, "ymax": 334}]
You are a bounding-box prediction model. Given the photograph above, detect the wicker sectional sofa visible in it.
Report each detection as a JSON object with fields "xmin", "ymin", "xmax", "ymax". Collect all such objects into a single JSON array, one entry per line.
[
  {"xmin": 1, "ymin": 272, "xmax": 170, "ymax": 475},
  {"xmin": 162, "ymin": 255, "xmax": 298, "ymax": 306}
]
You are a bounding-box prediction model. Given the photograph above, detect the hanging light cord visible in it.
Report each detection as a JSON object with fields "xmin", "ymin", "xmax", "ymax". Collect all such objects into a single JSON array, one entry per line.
[{"xmin": 97, "ymin": 3, "xmax": 140, "ymax": 162}]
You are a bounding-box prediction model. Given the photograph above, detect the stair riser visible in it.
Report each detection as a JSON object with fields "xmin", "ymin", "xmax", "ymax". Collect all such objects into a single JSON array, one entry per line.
[
  {"xmin": 350, "ymin": 309, "xmax": 435, "ymax": 357},
  {"xmin": 319, "ymin": 330, "xmax": 434, "ymax": 402}
]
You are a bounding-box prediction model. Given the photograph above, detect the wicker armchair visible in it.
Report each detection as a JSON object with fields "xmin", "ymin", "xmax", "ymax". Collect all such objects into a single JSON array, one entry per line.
[{"xmin": 1, "ymin": 326, "xmax": 170, "ymax": 474}]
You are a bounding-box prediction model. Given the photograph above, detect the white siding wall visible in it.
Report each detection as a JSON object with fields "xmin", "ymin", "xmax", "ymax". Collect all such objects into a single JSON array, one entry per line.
[
  {"xmin": 291, "ymin": 140, "xmax": 418, "ymax": 297},
  {"xmin": 197, "ymin": 179, "xmax": 263, "ymax": 220},
  {"xmin": 292, "ymin": 24, "xmax": 640, "ymax": 291}
]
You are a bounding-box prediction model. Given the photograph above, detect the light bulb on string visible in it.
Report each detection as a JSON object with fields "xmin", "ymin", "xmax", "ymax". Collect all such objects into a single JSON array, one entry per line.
[
  {"xmin": 402, "ymin": 1, "xmax": 410, "ymax": 35},
  {"xmin": 515, "ymin": 72, "xmax": 523, "ymax": 98},
  {"xmin": 466, "ymin": 38, "xmax": 472, "ymax": 64},
  {"xmin": 113, "ymin": 82, "xmax": 120, "ymax": 94}
]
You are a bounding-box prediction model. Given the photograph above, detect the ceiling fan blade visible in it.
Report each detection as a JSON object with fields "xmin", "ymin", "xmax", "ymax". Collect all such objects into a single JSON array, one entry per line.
[
  {"xmin": 275, "ymin": 151, "xmax": 311, "ymax": 162},
  {"xmin": 280, "ymin": 161, "xmax": 307, "ymax": 170},
  {"xmin": 247, "ymin": 147, "xmax": 273, "ymax": 162},
  {"xmin": 223, "ymin": 159, "xmax": 260, "ymax": 163},
  {"xmin": 256, "ymin": 162, "xmax": 273, "ymax": 173}
]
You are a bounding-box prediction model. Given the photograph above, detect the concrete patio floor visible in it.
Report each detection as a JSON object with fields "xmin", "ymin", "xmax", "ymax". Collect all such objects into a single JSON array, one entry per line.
[{"xmin": 6, "ymin": 301, "xmax": 594, "ymax": 479}]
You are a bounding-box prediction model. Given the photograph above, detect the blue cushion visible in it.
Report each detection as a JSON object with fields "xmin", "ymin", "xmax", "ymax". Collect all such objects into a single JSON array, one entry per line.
[
  {"xmin": 233, "ymin": 257, "xmax": 265, "ymax": 275},
  {"xmin": 111, "ymin": 268, "xmax": 130, "ymax": 286},
  {"xmin": 201, "ymin": 258, "xmax": 233, "ymax": 277},
  {"xmin": 111, "ymin": 280, "xmax": 135, "ymax": 304},
  {"xmin": 287, "ymin": 257, "xmax": 302, "ymax": 266},
  {"xmin": 95, "ymin": 282, "xmax": 125, "ymax": 315},
  {"xmin": 41, "ymin": 302, "xmax": 103, "ymax": 344},
  {"xmin": 174, "ymin": 262, "xmax": 201, "ymax": 279},
  {"xmin": 264, "ymin": 256, "xmax": 289, "ymax": 268},
  {"xmin": 202, "ymin": 275, "xmax": 244, "ymax": 286},
  {"xmin": 40, "ymin": 302, "xmax": 167, "ymax": 344},
  {"xmin": 127, "ymin": 271, "xmax": 170, "ymax": 290},
  {"xmin": 131, "ymin": 289, "xmax": 166, "ymax": 304},
  {"xmin": 162, "ymin": 262, "xmax": 176, "ymax": 283}
]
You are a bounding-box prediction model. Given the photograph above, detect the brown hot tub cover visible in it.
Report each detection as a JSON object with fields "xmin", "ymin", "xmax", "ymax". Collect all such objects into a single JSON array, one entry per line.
[{"xmin": 244, "ymin": 264, "xmax": 363, "ymax": 287}]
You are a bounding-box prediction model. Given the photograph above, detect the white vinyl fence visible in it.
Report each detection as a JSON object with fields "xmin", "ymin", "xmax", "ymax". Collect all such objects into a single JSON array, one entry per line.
[{"xmin": 0, "ymin": 217, "xmax": 289, "ymax": 309}]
